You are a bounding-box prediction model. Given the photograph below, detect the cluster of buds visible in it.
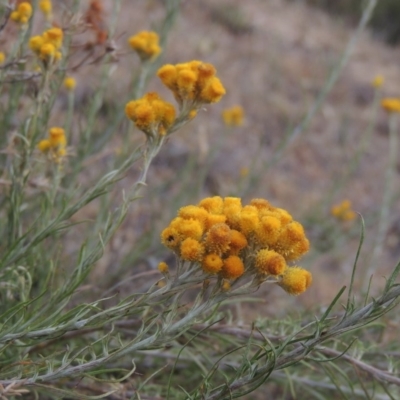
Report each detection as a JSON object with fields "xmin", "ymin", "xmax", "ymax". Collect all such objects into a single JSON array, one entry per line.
[
  {"xmin": 161, "ymin": 197, "xmax": 312, "ymax": 295},
  {"xmin": 128, "ymin": 31, "xmax": 161, "ymax": 61},
  {"xmin": 222, "ymin": 105, "xmax": 244, "ymax": 127},
  {"xmin": 125, "ymin": 93, "xmax": 176, "ymax": 138},
  {"xmin": 10, "ymin": 2, "xmax": 32, "ymax": 25},
  {"xmin": 29, "ymin": 27, "xmax": 63, "ymax": 64},
  {"xmin": 158, "ymin": 60, "xmax": 226, "ymax": 109},
  {"xmin": 37, "ymin": 127, "xmax": 67, "ymax": 163}
]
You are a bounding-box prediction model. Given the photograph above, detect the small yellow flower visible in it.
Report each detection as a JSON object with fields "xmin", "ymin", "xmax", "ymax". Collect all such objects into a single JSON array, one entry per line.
[
  {"xmin": 381, "ymin": 98, "xmax": 400, "ymax": 113},
  {"xmin": 158, "ymin": 262, "xmax": 169, "ymax": 274},
  {"xmin": 63, "ymin": 76, "xmax": 76, "ymax": 91},
  {"xmin": 372, "ymin": 75, "xmax": 384, "ymax": 89},
  {"xmin": 279, "ymin": 267, "xmax": 312, "ymax": 295},
  {"xmin": 221, "ymin": 280, "xmax": 231, "ymax": 291},
  {"xmin": 10, "ymin": 2, "xmax": 32, "ymax": 25},
  {"xmin": 40, "ymin": 43, "xmax": 56, "ymax": 61},
  {"xmin": 49, "ymin": 127, "xmax": 66, "ymax": 148},
  {"xmin": 37, "ymin": 139, "xmax": 51, "ymax": 153},
  {"xmin": 39, "ymin": 0, "xmax": 52, "ymax": 18},
  {"xmin": 331, "ymin": 200, "xmax": 356, "ymax": 222},
  {"xmin": 43, "ymin": 27, "xmax": 63, "ymax": 49},
  {"xmin": 0, "ymin": 52, "xmax": 5, "ymax": 64},
  {"xmin": 37, "ymin": 127, "xmax": 67, "ymax": 162},
  {"xmin": 128, "ymin": 31, "xmax": 161, "ymax": 61},
  {"xmin": 222, "ymin": 106, "xmax": 244, "ymax": 126}
]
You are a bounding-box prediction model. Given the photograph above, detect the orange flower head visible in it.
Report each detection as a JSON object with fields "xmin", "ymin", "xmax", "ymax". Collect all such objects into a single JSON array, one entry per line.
[
  {"xmin": 158, "ymin": 262, "xmax": 169, "ymax": 273},
  {"xmin": 279, "ymin": 267, "xmax": 312, "ymax": 295},
  {"xmin": 205, "ymin": 223, "xmax": 232, "ymax": 255},
  {"xmin": 221, "ymin": 255, "xmax": 245, "ymax": 279},
  {"xmin": 202, "ymin": 253, "xmax": 223, "ymax": 274},
  {"xmin": 199, "ymin": 196, "xmax": 224, "ymax": 214},
  {"xmin": 180, "ymin": 238, "xmax": 204, "ymax": 262},
  {"xmin": 255, "ymin": 249, "xmax": 286, "ymax": 276},
  {"xmin": 161, "ymin": 226, "xmax": 181, "ymax": 250},
  {"xmin": 49, "ymin": 127, "xmax": 66, "ymax": 148}
]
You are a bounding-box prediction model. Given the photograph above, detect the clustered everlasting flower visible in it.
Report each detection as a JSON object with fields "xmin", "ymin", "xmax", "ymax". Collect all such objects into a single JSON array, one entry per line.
[
  {"xmin": 128, "ymin": 31, "xmax": 161, "ymax": 61},
  {"xmin": 10, "ymin": 2, "xmax": 32, "ymax": 25},
  {"xmin": 161, "ymin": 197, "xmax": 312, "ymax": 295},
  {"xmin": 37, "ymin": 127, "xmax": 67, "ymax": 162},
  {"xmin": 331, "ymin": 200, "xmax": 356, "ymax": 222},
  {"xmin": 29, "ymin": 27, "xmax": 63, "ymax": 64},
  {"xmin": 222, "ymin": 105, "xmax": 244, "ymax": 127},
  {"xmin": 0, "ymin": 52, "xmax": 5, "ymax": 65},
  {"xmin": 158, "ymin": 60, "xmax": 226, "ymax": 107},
  {"xmin": 125, "ymin": 93, "xmax": 176, "ymax": 138},
  {"xmin": 125, "ymin": 58, "xmax": 226, "ymax": 139}
]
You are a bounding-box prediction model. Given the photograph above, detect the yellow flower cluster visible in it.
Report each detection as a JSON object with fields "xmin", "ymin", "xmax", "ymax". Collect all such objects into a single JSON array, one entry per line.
[
  {"xmin": 157, "ymin": 60, "xmax": 226, "ymax": 106},
  {"xmin": 161, "ymin": 197, "xmax": 312, "ymax": 295},
  {"xmin": 222, "ymin": 106, "xmax": 244, "ymax": 126},
  {"xmin": 381, "ymin": 98, "xmax": 400, "ymax": 113},
  {"xmin": 0, "ymin": 52, "xmax": 5, "ymax": 65},
  {"xmin": 39, "ymin": 0, "xmax": 52, "ymax": 19},
  {"xmin": 128, "ymin": 31, "xmax": 161, "ymax": 61},
  {"xmin": 29, "ymin": 27, "xmax": 63, "ymax": 63},
  {"xmin": 125, "ymin": 92, "xmax": 176, "ymax": 137},
  {"xmin": 37, "ymin": 127, "xmax": 67, "ymax": 162},
  {"xmin": 11, "ymin": 2, "xmax": 32, "ymax": 25},
  {"xmin": 331, "ymin": 200, "xmax": 356, "ymax": 222}
]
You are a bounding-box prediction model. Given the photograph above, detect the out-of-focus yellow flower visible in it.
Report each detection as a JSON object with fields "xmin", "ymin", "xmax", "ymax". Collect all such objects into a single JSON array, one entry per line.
[
  {"xmin": 37, "ymin": 127, "xmax": 67, "ymax": 163},
  {"xmin": 381, "ymin": 98, "xmax": 400, "ymax": 113},
  {"xmin": 240, "ymin": 167, "xmax": 249, "ymax": 178},
  {"xmin": 39, "ymin": 0, "xmax": 52, "ymax": 18},
  {"xmin": 0, "ymin": 52, "xmax": 5, "ymax": 64},
  {"xmin": 222, "ymin": 106, "xmax": 244, "ymax": 126},
  {"xmin": 331, "ymin": 200, "xmax": 356, "ymax": 222},
  {"xmin": 158, "ymin": 262, "xmax": 169, "ymax": 274},
  {"xmin": 372, "ymin": 75, "xmax": 384, "ymax": 89},
  {"xmin": 125, "ymin": 92, "xmax": 176, "ymax": 138},
  {"xmin": 63, "ymin": 76, "xmax": 76, "ymax": 91},
  {"xmin": 161, "ymin": 196, "xmax": 312, "ymax": 294},
  {"xmin": 128, "ymin": 31, "xmax": 161, "ymax": 61},
  {"xmin": 10, "ymin": 2, "xmax": 32, "ymax": 25}
]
